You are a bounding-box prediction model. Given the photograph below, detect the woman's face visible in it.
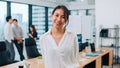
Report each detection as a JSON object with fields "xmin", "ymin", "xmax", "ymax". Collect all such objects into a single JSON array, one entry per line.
[
  {"xmin": 30, "ymin": 27, "xmax": 33, "ymax": 32},
  {"xmin": 52, "ymin": 8, "xmax": 66, "ymax": 29}
]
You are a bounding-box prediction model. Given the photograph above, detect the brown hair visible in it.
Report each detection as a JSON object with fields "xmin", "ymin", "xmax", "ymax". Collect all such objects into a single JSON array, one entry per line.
[{"xmin": 30, "ymin": 25, "xmax": 36, "ymax": 33}]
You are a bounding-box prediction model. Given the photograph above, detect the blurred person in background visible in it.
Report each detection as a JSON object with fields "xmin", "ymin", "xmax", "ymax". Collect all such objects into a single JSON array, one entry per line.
[
  {"xmin": 4, "ymin": 16, "xmax": 15, "ymax": 61},
  {"xmin": 13, "ymin": 19, "xmax": 25, "ymax": 61}
]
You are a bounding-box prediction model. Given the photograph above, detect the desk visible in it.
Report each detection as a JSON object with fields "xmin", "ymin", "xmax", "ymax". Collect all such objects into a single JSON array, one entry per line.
[
  {"xmin": 0, "ymin": 48, "xmax": 113, "ymax": 68},
  {"xmin": 79, "ymin": 48, "xmax": 113, "ymax": 68},
  {"xmin": 0, "ymin": 58, "xmax": 44, "ymax": 68}
]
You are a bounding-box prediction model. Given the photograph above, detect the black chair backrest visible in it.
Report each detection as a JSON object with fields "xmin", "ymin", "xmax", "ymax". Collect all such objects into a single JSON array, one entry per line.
[
  {"xmin": 0, "ymin": 41, "xmax": 6, "ymax": 51},
  {"xmin": 25, "ymin": 38, "xmax": 36, "ymax": 46},
  {"xmin": 79, "ymin": 43, "xmax": 86, "ymax": 52},
  {"xmin": 25, "ymin": 38, "xmax": 41, "ymax": 58},
  {"xmin": 0, "ymin": 41, "xmax": 11, "ymax": 66},
  {"xmin": 26, "ymin": 46, "xmax": 41, "ymax": 58}
]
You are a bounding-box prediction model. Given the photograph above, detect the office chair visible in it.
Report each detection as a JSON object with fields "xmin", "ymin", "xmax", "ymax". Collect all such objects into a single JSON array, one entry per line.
[
  {"xmin": 0, "ymin": 41, "xmax": 18, "ymax": 66},
  {"xmin": 0, "ymin": 41, "xmax": 12, "ymax": 66},
  {"xmin": 25, "ymin": 38, "xmax": 41, "ymax": 59}
]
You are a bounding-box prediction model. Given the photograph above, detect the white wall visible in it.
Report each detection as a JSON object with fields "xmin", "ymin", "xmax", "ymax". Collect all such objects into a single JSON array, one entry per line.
[
  {"xmin": 96, "ymin": 0, "xmax": 120, "ymax": 28},
  {"xmin": 67, "ymin": 15, "xmax": 95, "ymax": 43},
  {"xmin": 96, "ymin": 0, "xmax": 120, "ymax": 47},
  {"xmin": 67, "ymin": 0, "xmax": 95, "ymax": 10},
  {"xmin": 68, "ymin": 4, "xmax": 94, "ymax": 10}
]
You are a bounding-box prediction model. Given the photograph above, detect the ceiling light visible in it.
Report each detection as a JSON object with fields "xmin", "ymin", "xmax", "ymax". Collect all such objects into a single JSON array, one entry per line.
[{"xmin": 81, "ymin": 0, "xmax": 84, "ymax": 2}]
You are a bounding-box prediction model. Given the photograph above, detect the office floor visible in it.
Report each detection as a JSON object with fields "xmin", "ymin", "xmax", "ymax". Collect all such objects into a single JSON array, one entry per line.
[{"xmin": 103, "ymin": 64, "xmax": 120, "ymax": 68}]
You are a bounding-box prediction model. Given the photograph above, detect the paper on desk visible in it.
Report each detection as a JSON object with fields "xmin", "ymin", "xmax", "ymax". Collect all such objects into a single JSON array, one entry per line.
[{"xmin": 79, "ymin": 58, "xmax": 87, "ymax": 62}]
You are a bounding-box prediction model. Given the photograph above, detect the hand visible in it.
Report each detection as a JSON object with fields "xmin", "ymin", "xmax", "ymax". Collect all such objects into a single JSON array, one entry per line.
[
  {"xmin": 17, "ymin": 39, "xmax": 23, "ymax": 44},
  {"xmin": 28, "ymin": 34, "xmax": 33, "ymax": 38}
]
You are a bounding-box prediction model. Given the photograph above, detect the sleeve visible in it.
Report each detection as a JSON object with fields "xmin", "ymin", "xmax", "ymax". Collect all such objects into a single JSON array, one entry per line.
[
  {"xmin": 33, "ymin": 32, "xmax": 37, "ymax": 38},
  {"xmin": 20, "ymin": 27, "xmax": 23, "ymax": 38},
  {"xmin": 39, "ymin": 36, "xmax": 44, "ymax": 56},
  {"xmin": 74, "ymin": 35, "xmax": 80, "ymax": 67},
  {"xmin": 12, "ymin": 28, "xmax": 16, "ymax": 39},
  {"xmin": 4, "ymin": 25, "xmax": 11, "ymax": 43},
  {"xmin": 35, "ymin": 32, "xmax": 38, "ymax": 38}
]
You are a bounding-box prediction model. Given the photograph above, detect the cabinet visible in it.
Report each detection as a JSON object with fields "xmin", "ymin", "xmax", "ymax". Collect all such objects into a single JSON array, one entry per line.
[{"xmin": 99, "ymin": 25, "xmax": 120, "ymax": 64}]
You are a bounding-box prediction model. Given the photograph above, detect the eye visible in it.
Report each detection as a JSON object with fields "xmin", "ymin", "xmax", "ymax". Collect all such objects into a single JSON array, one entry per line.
[
  {"xmin": 55, "ymin": 14, "xmax": 59, "ymax": 17},
  {"xmin": 62, "ymin": 16, "xmax": 65, "ymax": 18}
]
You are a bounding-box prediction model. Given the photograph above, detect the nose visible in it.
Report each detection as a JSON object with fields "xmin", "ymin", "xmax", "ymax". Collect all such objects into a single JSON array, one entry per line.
[{"xmin": 57, "ymin": 16, "xmax": 61, "ymax": 21}]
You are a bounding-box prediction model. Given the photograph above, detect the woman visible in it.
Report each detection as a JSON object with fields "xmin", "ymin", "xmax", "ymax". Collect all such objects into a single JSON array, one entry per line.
[
  {"xmin": 40, "ymin": 5, "xmax": 80, "ymax": 68},
  {"xmin": 26, "ymin": 25, "xmax": 41, "ymax": 58},
  {"xmin": 28, "ymin": 25, "xmax": 38, "ymax": 40}
]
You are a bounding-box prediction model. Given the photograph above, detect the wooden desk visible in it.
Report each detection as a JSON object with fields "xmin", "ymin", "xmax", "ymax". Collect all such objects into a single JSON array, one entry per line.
[
  {"xmin": 0, "ymin": 58, "xmax": 44, "ymax": 68},
  {"xmin": 79, "ymin": 48, "xmax": 113, "ymax": 68},
  {"xmin": 0, "ymin": 48, "xmax": 113, "ymax": 68},
  {"xmin": 100, "ymin": 48, "xmax": 113, "ymax": 66}
]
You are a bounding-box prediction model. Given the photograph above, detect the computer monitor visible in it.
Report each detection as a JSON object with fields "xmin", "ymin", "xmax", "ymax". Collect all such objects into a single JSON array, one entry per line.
[
  {"xmin": 100, "ymin": 29, "xmax": 108, "ymax": 37},
  {"xmin": 77, "ymin": 34, "xmax": 82, "ymax": 46},
  {"xmin": 77, "ymin": 34, "xmax": 83, "ymax": 52}
]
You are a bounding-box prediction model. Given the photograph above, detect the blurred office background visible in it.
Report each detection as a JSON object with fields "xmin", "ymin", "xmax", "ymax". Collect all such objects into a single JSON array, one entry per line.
[{"xmin": 0, "ymin": 0, "xmax": 120, "ymax": 67}]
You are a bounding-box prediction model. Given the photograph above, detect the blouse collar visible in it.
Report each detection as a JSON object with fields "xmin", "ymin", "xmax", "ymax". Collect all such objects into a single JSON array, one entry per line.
[{"xmin": 47, "ymin": 28, "xmax": 68, "ymax": 36}]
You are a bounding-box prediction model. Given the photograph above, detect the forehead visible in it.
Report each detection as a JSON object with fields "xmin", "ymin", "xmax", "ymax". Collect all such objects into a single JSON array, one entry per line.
[
  {"xmin": 54, "ymin": 8, "xmax": 64, "ymax": 15},
  {"xmin": 13, "ymin": 20, "xmax": 17, "ymax": 22}
]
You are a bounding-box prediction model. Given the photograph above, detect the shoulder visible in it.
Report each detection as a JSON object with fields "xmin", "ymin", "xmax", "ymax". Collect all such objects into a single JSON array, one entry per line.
[
  {"xmin": 40, "ymin": 32, "xmax": 49, "ymax": 40},
  {"xmin": 66, "ymin": 30, "xmax": 77, "ymax": 38},
  {"xmin": 4, "ymin": 23, "xmax": 9, "ymax": 29},
  {"xmin": 39, "ymin": 32, "xmax": 49, "ymax": 45}
]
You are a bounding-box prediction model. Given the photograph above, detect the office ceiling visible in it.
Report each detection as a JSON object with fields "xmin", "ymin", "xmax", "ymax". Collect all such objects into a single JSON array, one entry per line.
[{"xmin": 44, "ymin": 0, "xmax": 95, "ymax": 5}]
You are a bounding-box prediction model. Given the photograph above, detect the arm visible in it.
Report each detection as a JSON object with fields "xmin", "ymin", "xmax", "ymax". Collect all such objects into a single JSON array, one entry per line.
[
  {"xmin": 74, "ymin": 36, "xmax": 79, "ymax": 63},
  {"xmin": 18, "ymin": 27, "xmax": 23, "ymax": 44},
  {"xmin": 13, "ymin": 28, "xmax": 17, "ymax": 40},
  {"xmin": 34, "ymin": 32, "xmax": 38, "ymax": 40},
  {"xmin": 28, "ymin": 32, "xmax": 33, "ymax": 38},
  {"xmin": 4, "ymin": 24, "xmax": 11, "ymax": 43},
  {"xmin": 39, "ymin": 36, "xmax": 44, "ymax": 56},
  {"xmin": 20, "ymin": 27, "xmax": 23, "ymax": 39}
]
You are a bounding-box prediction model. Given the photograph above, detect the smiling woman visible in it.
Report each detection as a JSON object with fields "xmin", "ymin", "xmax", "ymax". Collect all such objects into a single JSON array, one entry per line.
[{"xmin": 40, "ymin": 5, "xmax": 80, "ymax": 68}]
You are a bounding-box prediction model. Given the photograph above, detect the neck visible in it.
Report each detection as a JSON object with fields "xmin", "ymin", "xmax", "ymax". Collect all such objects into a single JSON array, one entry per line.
[
  {"xmin": 8, "ymin": 22, "xmax": 11, "ymax": 24},
  {"xmin": 51, "ymin": 27, "xmax": 65, "ymax": 35},
  {"xmin": 15, "ymin": 25, "xmax": 18, "ymax": 27}
]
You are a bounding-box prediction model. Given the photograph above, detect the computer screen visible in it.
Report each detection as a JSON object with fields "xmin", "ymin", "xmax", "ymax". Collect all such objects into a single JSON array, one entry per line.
[{"xmin": 100, "ymin": 29, "xmax": 108, "ymax": 37}]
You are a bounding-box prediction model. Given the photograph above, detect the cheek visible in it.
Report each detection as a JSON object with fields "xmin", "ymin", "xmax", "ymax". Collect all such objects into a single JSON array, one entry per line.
[{"xmin": 62, "ymin": 19, "xmax": 66, "ymax": 24}]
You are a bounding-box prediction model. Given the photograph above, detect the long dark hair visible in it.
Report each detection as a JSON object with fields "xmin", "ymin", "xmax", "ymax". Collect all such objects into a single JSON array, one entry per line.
[{"xmin": 30, "ymin": 25, "xmax": 36, "ymax": 33}]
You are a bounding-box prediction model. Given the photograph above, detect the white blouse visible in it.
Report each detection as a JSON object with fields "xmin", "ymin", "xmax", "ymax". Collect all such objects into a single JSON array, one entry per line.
[{"xmin": 39, "ymin": 29, "xmax": 80, "ymax": 68}]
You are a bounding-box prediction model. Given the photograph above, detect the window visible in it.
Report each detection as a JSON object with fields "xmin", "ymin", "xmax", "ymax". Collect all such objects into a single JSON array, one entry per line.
[
  {"xmin": 11, "ymin": 3, "xmax": 28, "ymax": 38},
  {"xmin": 32, "ymin": 6, "xmax": 45, "ymax": 37},
  {"xmin": 0, "ymin": 1, "xmax": 7, "ymax": 41},
  {"xmin": 78, "ymin": 10, "xmax": 86, "ymax": 16},
  {"xmin": 88, "ymin": 9, "xmax": 95, "ymax": 16},
  {"xmin": 48, "ymin": 7, "xmax": 54, "ymax": 29},
  {"xmin": 70, "ymin": 10, "xmax": 79, "ymax": 15}
]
